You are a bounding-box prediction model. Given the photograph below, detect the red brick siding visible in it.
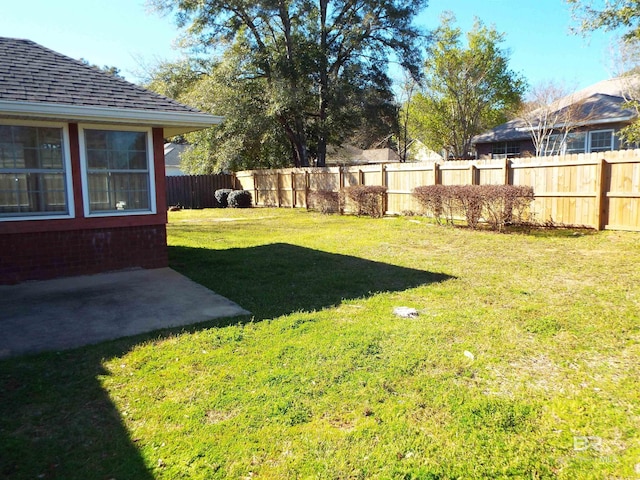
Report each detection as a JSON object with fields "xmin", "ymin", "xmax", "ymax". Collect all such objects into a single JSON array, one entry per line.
[{"xmin": 0, "ymin": 225, "xmax": 168, "ymax": 284}]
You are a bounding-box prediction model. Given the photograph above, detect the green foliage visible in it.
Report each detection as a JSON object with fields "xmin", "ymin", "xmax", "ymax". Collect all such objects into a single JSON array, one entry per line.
[
  {"xmin": 409, "ymin": 13, "xmax": 526, "ymax": 158},
  {"xmin": 568, "ymin": 0, "xmax": 640, "ymax": 40},
  {"xmin": 214, "ymin": 188, "xmax": 233, "ymax": 208},
  {"xmin": 2, "ymin": 209, "xmax": 639, "ymax": 479},
  {"xmin": 148, "ymin": 0, "xmax": 426, "ymax": 170},
  {"xmin": 227, "ymin": 190, "xmax": 252, "ymax": 208},
  {"xmin": 568, "ymin": 1, "xmax": 640, "ymax": 144}
]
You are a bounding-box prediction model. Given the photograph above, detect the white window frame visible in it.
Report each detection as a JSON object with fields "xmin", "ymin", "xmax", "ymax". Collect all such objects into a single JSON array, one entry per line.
[
  {"xmin": 564, "ymin": 131, "xmax": 587, "ymax": 155},
  {"xmin": 587, "ymin": 129, "xmax": 615, "ymax": 153},
  {"xmin": 78, "ymin": 124, "xmax": 157, "ymax": 217},
  {"xmin": 0, "ymin": 119, "xmax": 75, "ymax": 222}
]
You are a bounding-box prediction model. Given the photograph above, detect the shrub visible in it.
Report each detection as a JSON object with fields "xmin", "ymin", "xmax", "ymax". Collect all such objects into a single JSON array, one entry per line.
[
  {"xmin": 482, "ymin": 185, "xmax": 534, "ymax": 231},
  {"xmin": 340, "ymin": 185, "xmax": 387, "ymax": 218},
  {"xmin": 308, "ymin": 190, "xmax": 340, "ymax": 214},
  {"xmin": 412, "ymin": 185, "xmax": 453, "ymax": 225},
  {"xmin": 452, "ymin": 185, "xmax": 484, "ymax": 229},
  {"xmin": 214, "ymin": 189, "xmax": 234, "ymax": 208},
  {"xmin": 227, "ymin": 190, "xmax": 252, "ymax": 208},
  {"xmin": 412, "ymin": 184, "xmax": 534, "ymax": 231}
]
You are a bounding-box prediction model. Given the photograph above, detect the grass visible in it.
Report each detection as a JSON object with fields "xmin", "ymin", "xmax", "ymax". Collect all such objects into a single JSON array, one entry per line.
[{"xmin": 1, "ymin": 208, "xmax": 639, "ymax": 479}]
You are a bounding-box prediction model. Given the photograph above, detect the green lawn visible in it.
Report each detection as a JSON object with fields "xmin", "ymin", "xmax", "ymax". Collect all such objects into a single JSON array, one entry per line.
[{"xmin": 1, "ymin": 208, "xmax": 639, "ymax": 479}]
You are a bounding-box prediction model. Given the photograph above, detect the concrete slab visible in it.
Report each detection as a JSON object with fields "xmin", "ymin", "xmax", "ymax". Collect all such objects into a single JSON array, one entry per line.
[{"xmin": 0, "ymin": 268, "xmax": 250, "ymax": 359}]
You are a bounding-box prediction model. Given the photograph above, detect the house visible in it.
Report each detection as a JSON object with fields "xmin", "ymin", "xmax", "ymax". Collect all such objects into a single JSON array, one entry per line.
[
  {"xmin": 0, "ymin": 37, "xmax": 222, "ymax": 284},
  {"xmin": 405, "ymin": 139, "xmax": 444, "ymax": 162},
  {"xmin": 164, "ymin": 142, "xmax": 189, "ymax": 176},
  {"xmin": 472, "ymin": 77, "xmax": 639, "ymax": 159}
]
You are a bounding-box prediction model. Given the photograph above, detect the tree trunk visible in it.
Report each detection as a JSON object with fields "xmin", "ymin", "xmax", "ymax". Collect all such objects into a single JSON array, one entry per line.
[{"xmin": 316, "ymin": 0, "xmax": 329, "ymax": 168}]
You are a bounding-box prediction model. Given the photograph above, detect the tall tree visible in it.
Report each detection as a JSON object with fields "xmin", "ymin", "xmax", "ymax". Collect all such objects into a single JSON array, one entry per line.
[
  {"xmin": 568, "ymin": 0, "xmax": 640, "ymax": 40},
  {"xmin": 150, "ymin": 0, "xmax": 426, "ymax": 168},
  {"xmin": 409, "ymin": 13, "xmax": 526, "ymax": 159},
  {"xmin": 569, "ymin": 0, "xmax": 640, "ymax": 144},
  {"xmin": 519, "ymin": 81, "xmax": 599, "ymax": 156}
]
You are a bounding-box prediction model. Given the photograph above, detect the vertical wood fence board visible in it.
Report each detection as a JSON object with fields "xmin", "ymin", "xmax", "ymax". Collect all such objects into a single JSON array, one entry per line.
[{"xmin": 235, "ymin": 151, "xmax": 640, "ymax": 230}]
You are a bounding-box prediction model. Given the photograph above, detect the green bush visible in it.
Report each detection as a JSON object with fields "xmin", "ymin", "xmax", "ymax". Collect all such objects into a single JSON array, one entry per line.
[
  {"xmin": 340, "ymin": 185, "xmax": 387, "ymax": 218},
  {"xmin": 227, "ymin": 190, "xmax": 252, "ymax": 208},
  {"xmin": 214, "ymin": 189, "xmax": 234, "ymax": 208}
]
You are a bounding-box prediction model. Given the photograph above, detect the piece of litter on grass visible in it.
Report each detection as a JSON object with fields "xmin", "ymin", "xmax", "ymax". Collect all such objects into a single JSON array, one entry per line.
[
  {"xmin": 464, "ymin": 350, "xmax": 475, "ymax": 361},
  {"xmin": 393, "ymin": 306, "xmax": 419, "ymax": 318}
]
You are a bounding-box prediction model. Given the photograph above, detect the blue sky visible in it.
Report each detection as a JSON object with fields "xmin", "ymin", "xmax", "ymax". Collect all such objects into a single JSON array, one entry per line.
[{"xmin": 0, "ymin": 0, "xmax": 618, "ymax": 94}]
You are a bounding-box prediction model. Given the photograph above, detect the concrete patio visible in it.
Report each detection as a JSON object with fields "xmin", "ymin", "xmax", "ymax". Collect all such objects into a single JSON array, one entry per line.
[{"xmin": 0, "ymin": 268, "xmax": 250, "ymax": 359}]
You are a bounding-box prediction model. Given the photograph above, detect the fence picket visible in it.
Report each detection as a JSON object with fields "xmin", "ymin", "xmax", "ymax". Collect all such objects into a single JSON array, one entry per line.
[{"xmin": 235, "ymin": 152, "xmax": 640, "ymax": 231}]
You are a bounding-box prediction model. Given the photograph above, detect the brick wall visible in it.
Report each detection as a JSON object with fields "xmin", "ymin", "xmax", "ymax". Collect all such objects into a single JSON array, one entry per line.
[{"xmin": 0, "ymin": 225, "xmax": 168, "ymax": 285}]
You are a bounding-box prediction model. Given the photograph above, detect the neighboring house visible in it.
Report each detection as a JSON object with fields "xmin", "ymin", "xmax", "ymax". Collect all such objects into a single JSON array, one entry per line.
[
  {"xmin": 406, "ymin": 140, "xmax": 444, "ymax": 162},
  {"xmin": 472, "ymin": 77, "xmax": 638, "ymax": 159},
  {"xmin": 164, "ymin": 142, "xmax": 189, "ymax": 176},
  {"xmin": 0, "ymin": 37, "xmax": 222, "ymax": 284}
]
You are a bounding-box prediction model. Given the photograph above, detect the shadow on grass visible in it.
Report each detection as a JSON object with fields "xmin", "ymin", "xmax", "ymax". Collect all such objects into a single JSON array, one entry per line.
[
  {"xmin": 0, "ymin": 243, "xmax": 451, "ymax": 479},
  {"xmin": 169, "ymin": 242, "xmax": 453, "ymax": 320}
]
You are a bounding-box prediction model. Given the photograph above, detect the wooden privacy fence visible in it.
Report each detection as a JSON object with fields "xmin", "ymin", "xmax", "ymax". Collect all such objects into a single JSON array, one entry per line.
[
  {"xmin": 166, "ymin": 174, "xmax": 238, "ymax": 208},
  {"xmin": 235, "ymin": 150, "xmax": 640, "ymax": 231}
]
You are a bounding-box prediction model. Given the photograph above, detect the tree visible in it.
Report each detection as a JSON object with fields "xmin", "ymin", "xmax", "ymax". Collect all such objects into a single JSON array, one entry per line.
[
  {"xmin": 518, "ymin": 81, "xmax": 599, "ymax": 156},
  {"xmin": 149, "ymin": 0, "xmax": 426, "ymax": 168},
  {"xmin": 409, "ymin": 13, "xmax": 526, "ymax": 159},
  {"xmin": 568, "ymin": 0, "xmax": 640, "ymax": 40},
  {"xmin": 396, "ymin": 72, "xmax": 419, "ymax": 162},
  {"xmin": 568, "ymin": 1, "xmax": 640, "ymax": 144}
]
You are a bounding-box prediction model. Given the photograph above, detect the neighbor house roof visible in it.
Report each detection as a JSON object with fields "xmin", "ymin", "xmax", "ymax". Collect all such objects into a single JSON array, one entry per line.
[
  {"xmin": 164, "ymin": 143, "xmax": 188, "ymax": 168},
  {"xmin": 0, "ymin": 37, "xmax": 222, "ymax": 136},
  {"xmin": 472, "ymin": 76, "xmax": 639, "ymax": 144}
]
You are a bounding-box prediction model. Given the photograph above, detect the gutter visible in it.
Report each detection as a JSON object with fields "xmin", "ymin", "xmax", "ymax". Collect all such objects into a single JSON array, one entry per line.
[{"xmin": 0, "ymin": 100, "xmax": 224, "ymax": 136}]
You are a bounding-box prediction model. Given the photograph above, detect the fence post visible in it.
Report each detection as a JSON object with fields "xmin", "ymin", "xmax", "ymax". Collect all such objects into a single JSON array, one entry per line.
[
  {"xmin": 290, "ymin": 171, "xmax": 296, "ymax": 208},
  {"xmin": 305, "ymin": 170, "xmax": 310, "ymax": 209},
  {"xmin": 276, "ymin": 172, "xmax": 282, "ymax": 208},
  {"xmin": 358, "ymin": 169, "xmax": 365, "ymax": 185},
  {"xmin": 594, "ymin": 158, "xmax": 608, "ymax": 230},
  {"xmin": 433, "ymin": 163, "xmax": 441, "ymax": 185},
  {"xmin": 503, "ymin": 158, "xmax": 511, "ymax": 185},
  {"xmin": 381, "ymin": 163, "xmax": 388, "ymax": 214},
  {"xmin": 470, "ymin": 164, "xmax": 478, "ymax": 185},
  {"xmin": 252, "ymin": 172, "xmax": 258, "ymax": 207}
]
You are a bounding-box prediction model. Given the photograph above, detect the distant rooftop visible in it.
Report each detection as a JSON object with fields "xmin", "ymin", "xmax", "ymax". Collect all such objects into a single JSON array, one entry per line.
[{"xmin": 472, "ymin": 76, "xmax": 639, "ymax": 144}]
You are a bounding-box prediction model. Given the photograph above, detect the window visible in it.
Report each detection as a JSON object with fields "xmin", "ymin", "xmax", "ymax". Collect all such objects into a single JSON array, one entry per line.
[
  {"xmin": 565, "ymin": 132, "xmax": 586, "ymax": 154},
  {"xmin": 542, "ymin": 134, "xmax": 563, "ymax": 156},
  {"xmin": 80, "ymin": 127, "xmax": 155, "ymax": 215},
  {"xmin": 492, "ymin": 142, "xmax": 520, "ymax": 158},
  {"xmin": 0, "ymin": 123, "xmax": 72, "ymax": 219},
  {"xmin": 588, "ymin": 130, "xmax": 614, "ymax": 152}
]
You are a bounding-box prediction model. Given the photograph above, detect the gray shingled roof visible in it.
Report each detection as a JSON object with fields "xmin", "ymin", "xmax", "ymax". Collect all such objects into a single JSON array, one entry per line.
[
  {"xmin": 472, "ymin": 78, "xmax": 639, "ymax": 144},
  {"xmin": 0, "ymin": 37, "xmax": 213, "ymax": 116}
]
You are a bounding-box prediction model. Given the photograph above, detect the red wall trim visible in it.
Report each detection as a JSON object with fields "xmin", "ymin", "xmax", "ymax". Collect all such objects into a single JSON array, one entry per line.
[
  {"xmin": 153, "ymin": 127, "xmax": 168, "ymax": 223},
  {"xmin": 68, "ymin": 123, "xmax": 85, "ymax": 218},
  {"xmin": 0, "ymin": 123, "xmax": 168, "ymax": 235}
]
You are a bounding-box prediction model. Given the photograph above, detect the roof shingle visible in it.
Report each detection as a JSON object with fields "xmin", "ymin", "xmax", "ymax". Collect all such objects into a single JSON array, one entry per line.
[{"xmin": 0, "ymin": 36, "xmax": 202, "ymax": 114}]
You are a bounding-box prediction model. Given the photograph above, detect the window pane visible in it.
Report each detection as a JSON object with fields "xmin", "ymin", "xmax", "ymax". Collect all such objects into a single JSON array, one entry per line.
[
  {"xmin": 0, "ymin": 172, "xmax": 67, "ymax": 214},
  {"xmin": 0, "ymin": 126, "xmax": 68, "ymax": 217},
  {"xmin": 85, "ymin": 129, "xmax": 151, "ymax": 214},
  {"xmin": 87, "ymin": 149, "xmax": 108, "ymax": 169},
  {"xmin": 590, "ymin": 131, "xmax": 613, "ymax": 152},
  {"xmin": 566, "ymin": 132, "xmax": 586, "ymax": 154}
]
